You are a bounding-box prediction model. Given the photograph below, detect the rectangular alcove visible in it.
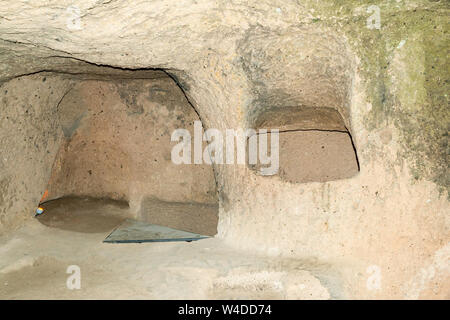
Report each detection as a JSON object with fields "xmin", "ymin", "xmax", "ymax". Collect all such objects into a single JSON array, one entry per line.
[{"xmin": 248, "ymin": 106, "xmax": 360, "ymax": 183}]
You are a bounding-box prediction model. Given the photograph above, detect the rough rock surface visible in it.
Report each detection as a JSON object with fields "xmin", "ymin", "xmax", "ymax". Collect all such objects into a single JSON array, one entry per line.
[
  {"xmin": 0, "ymin": 0, "xmax": 449, "ymax": 299},
  {"xmin": 46, "ymin": 77, "xmax": 218, "ymax": 208}
]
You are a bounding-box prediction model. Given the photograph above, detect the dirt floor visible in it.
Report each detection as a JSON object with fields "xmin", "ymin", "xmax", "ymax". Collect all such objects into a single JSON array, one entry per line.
[
  {"xmin": 37, "ymin": 196, "xmax": 217, "ymax": 236},
  {"xmin": 36, "ymin": 196, "xmax": 130, "ymax": 233},
  {"xmin": 0, "ymin": 197, "xmax": 332, "ymax": 299},
  {"xmin": 0, "ymin": 217, "xmax": 332, "ymax": 300}
]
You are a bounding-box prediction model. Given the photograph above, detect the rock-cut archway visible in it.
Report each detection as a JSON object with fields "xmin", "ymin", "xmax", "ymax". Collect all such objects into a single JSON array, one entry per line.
[{"xmin": 35, "ymin": 70, "xmax": 219, "ymax": 237}]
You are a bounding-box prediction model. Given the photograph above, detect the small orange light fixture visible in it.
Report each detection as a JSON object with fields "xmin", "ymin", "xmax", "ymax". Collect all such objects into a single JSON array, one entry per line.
[{"xmin": 40, "ymin": 190, "xmax": 49, "ymax": 203}]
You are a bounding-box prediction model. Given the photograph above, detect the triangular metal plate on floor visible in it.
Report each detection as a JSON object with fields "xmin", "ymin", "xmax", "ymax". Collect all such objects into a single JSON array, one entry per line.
[{"xmin": 103, "ymin": 219, "xmax": 209, "ymax": 243}]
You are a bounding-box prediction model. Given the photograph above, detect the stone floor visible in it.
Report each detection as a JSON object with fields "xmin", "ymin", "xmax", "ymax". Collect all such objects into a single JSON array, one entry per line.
[{"xmin": 0, "ymin": 202, "xmax": 333, "ymax": 300}]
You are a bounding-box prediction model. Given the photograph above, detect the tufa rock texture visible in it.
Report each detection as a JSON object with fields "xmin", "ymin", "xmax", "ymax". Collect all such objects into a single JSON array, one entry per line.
[{"xmin": 0, "ymin": 0, "xmax": 448, "ymax": 299}]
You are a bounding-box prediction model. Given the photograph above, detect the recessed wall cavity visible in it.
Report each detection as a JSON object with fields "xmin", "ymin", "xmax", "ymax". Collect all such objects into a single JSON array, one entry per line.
[
  {"xmin": 39, "ymin": 71, "xmax": 219, "ymax": 236},
  {"xmin": 240, "ymin": 27, "xmax": 358, "ymax": 183}
]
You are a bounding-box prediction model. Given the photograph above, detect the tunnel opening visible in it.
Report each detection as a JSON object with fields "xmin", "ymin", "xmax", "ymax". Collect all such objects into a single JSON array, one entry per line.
[
  {"xmin": 35, "ymin": 70, "xmax": 219, "ymax": 239},
  {"xmin": 248, "ymin": 106, "xmax": 360, "ymax": 183}
]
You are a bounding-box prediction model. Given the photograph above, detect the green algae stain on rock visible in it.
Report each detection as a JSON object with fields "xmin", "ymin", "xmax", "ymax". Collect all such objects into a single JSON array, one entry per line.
[
  {"xmin": 384, "ymin": 11, "xmax": 449, "ymax": 196},
  {"xmin": 307, "ymin": 1, "xmax": 449, "ymax": 196}
]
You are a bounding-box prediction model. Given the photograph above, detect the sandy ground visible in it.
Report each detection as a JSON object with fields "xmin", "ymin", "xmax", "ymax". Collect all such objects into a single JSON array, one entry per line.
[
  {"xmin": 36, "ymin": 196, "xmax": 130, "ymax": 233},
  {"xmin": 0, "ymin": 198, "xmax": 333, "ymax": 299}
]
